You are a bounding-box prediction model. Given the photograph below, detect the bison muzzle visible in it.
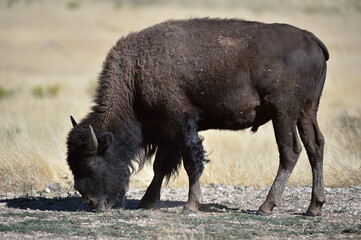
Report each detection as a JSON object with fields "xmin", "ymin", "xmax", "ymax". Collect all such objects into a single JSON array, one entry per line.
[{"xmin": 67, "ymin": 18, "xmax": 329, "ymax": 216}]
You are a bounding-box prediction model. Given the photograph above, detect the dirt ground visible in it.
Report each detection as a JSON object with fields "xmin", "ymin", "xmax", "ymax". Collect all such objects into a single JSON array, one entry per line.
[{"xmin": 0, "ymin": 185, "xmax": 360, "ymax": 239}]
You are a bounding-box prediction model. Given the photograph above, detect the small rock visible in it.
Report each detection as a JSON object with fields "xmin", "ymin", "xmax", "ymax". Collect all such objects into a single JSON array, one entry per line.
[
  {"xmin": 209, "ymin": 183, "xmax": 220, "ymax": 188},
  {"xmin": 44, "ymin": 188, "xmax": 51, "ymax": 193}
]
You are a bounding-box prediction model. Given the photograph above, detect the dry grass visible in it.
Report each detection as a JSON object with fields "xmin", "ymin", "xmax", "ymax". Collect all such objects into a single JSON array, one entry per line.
[{"xmin": 0, "ymin": 0, "xmax": 360, "ymax": 192}]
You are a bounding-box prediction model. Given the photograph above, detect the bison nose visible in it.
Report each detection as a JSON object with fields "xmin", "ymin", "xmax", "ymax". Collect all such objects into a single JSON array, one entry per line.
[{"xmin": 82, "ymin": 196, "xmax": 99, "ymax": 209}]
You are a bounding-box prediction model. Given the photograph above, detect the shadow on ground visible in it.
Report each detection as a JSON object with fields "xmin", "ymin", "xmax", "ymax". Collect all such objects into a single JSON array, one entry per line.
[
  {"xmin": 0, "ymin": 197, "xmax": 87, "ymax": 212},
  {"xmin": 0, "ymin": 197, "xmax": 185, "ymax": 212},
  {"xmin": 0, "ymin": 197, "xmax": 251, "ymax": 214},
  {"xmin": 199, "ymin": 203, "xmax": 240, "ymax": 213}
]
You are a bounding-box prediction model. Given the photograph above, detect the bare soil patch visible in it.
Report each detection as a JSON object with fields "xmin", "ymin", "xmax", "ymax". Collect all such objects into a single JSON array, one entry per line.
[{"xmin": 0, "ymin": 185, "xmax": 360, "ymax": 239}]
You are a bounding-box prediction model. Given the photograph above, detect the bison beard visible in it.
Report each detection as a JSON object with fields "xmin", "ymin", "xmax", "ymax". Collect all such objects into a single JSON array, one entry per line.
[{"xmin": 66, "ymin": 18, "xmax": 329, "ymax": 216}]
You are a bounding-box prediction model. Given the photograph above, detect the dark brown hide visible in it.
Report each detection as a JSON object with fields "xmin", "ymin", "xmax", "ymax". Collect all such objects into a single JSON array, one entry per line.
[{"xmin": 67, "ymin": 18, "xmax": 328, "ymax": 216}]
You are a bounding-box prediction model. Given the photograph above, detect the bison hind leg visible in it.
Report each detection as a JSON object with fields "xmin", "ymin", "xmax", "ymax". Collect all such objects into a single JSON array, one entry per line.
[
  {"xmin": 258, "ymin": 110, "xmax": 302, "ymax": 215},
  {"xmin": 296, "ymin": 70, "xmax": 327, "ymax": 216},
  {"xmin": 297, "ymin": 104, "xmax": 326, "ymax": 216}
]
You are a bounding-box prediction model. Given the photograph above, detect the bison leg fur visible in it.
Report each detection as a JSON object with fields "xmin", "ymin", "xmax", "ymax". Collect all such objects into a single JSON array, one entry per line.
[
  {"xmin": 180, "ymin": 115, "xmax": 208, "ymax": 214},
  {"xmin": 257, "ymin": 114, "xmax": 302, "ymax": 215}
]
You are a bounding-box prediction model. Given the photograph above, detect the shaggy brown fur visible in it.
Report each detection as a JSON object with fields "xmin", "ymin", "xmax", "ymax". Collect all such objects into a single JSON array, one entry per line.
[{"xmin": 67, "ymin": 18, "xmax": 328, "ymax": 215}]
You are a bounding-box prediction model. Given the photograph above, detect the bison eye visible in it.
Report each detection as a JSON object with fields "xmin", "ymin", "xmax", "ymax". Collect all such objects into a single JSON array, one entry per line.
[
  {"xmin": 87, "ymin": 156, "xmax": 104, "ymax": 168},
  {"xmin": 88, "ymin": 159, "xmax": 98, "ymax": 169},
  {"xmin": 86, "ymin": 157, "xmax": 106, "ymax": 179}
]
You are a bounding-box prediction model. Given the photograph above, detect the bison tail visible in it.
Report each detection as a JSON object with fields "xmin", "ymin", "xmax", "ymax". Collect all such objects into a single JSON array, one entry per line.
[
  {"xmin": 316, "ymin": 37, "xmax": 329, "ymax": 61},
  {"xmin": 306, "ymin": 30, "xmax": 329, "ymax": 61}
]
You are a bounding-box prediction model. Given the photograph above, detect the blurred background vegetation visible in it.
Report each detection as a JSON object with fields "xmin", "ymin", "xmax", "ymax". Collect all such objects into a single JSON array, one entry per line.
[{"xmin": 0, "ymin": 0, "xmax": 360, "ymax": 193}]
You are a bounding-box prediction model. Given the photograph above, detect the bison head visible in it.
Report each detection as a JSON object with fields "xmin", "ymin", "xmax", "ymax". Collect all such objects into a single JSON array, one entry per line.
[{"xmin": 67, "ymin": 117, "xmax": 130, "ymax": 210}]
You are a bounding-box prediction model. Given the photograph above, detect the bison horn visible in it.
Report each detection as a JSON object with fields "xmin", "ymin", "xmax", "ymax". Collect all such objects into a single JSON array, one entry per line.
[
  {"xmin": 88, "ymin": 125, "xmax": 98, "ymax": 151},
  {"xmin": 70, "ymin": 116, "xmax": 77, "ymax": 127}
]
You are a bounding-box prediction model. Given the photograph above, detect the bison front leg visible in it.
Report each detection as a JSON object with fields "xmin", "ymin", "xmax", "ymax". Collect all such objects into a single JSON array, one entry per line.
[
  {"xmin": 258, "ymin": 114, "xmax": 302, "ymax": 215},
  {"xmin": 182, "ymin": 160, "xmax": 203, "ymax": 214},
  {"xmin": 138, "ymin": 171, "xmax": 164, "ymax": 209},
  {"xmin": 180, "ymin": 115, "xmax": 209, "ymax": 214},
  {"xmin": 138, "ymin": 144, "xmax": 180, "ymax": 209}
]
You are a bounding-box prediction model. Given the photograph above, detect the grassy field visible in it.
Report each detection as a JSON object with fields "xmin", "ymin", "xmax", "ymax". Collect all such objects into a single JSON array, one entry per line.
[{"xmin": 0, "ymin": 0, "xmax": 360, "ymax": 193}]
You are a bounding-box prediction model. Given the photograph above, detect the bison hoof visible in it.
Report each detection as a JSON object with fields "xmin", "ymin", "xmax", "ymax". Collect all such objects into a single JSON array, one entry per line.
[
  {"xmin": 304, "ymin": 209, "xmax": 322, "ymax": 217},
  {"xmin": 181, "ymin": 208, "xmax": 198, "ymax": 215},
  {"xmin": 182, "ymin": 202, "xmax": 199, "ymax": 215},
  {"xmin": 256, "ymin": 210, "xmax": 271, "ymax": 216}
]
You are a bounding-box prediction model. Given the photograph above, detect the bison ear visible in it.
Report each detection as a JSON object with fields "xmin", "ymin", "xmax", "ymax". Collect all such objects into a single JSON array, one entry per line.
[
  {"xmin": 70, "ymin": 116, "xmax": 77, "ymax": 127},
  {"xmin": 99, "ymin": 132, "xmax": 113, "ymax": 152}
]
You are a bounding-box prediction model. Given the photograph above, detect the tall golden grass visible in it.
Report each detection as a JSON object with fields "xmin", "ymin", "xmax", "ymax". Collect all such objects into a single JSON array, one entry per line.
[{"xmin": 0, "ymin": 0, "xmax": 360, "ymax": 192}]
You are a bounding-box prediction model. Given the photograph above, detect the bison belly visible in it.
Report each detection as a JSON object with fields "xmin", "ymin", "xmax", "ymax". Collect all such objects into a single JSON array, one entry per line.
[{"xmin": 195, "ymin": 82, "xmax": 263, "ymax": 131}]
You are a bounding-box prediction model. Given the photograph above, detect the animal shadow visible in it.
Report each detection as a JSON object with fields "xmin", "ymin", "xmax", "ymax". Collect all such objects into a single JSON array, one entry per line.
[
  {"xmin": 1, "ymin": 197, "xmax": 259, "ymax": 215},
  {"xmin": 199, "ymin": 203, "xmax": 240, "ymax": 213},
  {"xmin": 125, "ymin": 199, "xmax": 185, "ymax": 210},
  {"xmin": 0, "ymin": 197, "xmax": 185, "ymax": 212},
  {"xmin": 0, "ymin": 196, "xmax": 87, "ymax": 212}
]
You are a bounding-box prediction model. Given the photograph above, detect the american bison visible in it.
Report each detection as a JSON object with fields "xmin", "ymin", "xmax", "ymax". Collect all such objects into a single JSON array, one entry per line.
[{"xmin": 67, "ymin": 18, "xmax": 329, "ymax": 216}]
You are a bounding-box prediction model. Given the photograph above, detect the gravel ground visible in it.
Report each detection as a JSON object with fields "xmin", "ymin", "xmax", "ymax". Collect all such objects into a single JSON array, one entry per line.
[{"xmin": 0, "ymin": 185, "xmax": 360, "ymax": 239}]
